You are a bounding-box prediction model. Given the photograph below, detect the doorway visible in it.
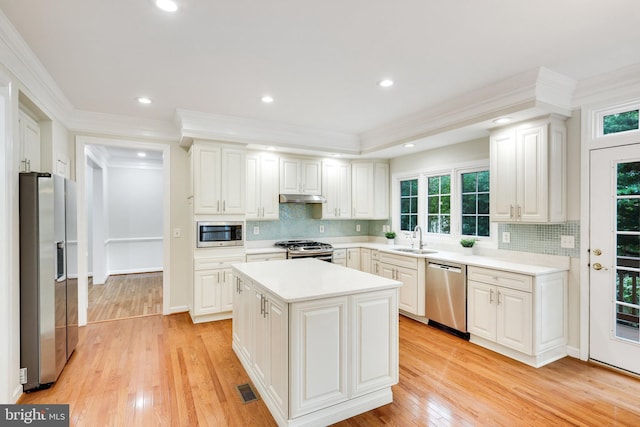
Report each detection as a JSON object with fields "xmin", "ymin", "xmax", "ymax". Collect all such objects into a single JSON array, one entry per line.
[
  {"xmin": 589, "ymin": 143, "xmax": 640, "ymax": 374},
  {"xmin": 76, "ymin": 136, "xmax": 171, "ymax": 326}
]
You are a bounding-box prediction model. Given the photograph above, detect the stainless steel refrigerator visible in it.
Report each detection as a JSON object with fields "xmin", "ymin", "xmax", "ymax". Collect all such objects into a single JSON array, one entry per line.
[{"xmin": 19, "ymin": 172, "xmax": 78, "ymax": 391}]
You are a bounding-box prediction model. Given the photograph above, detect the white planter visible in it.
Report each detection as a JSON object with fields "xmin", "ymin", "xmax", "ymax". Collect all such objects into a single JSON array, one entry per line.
[
  {"xmin": 387, "ymin": 239, "xmax": 395, "ymax": 245},
  {"xmin": 462, "ymin": 247, "xmax": 474, "ymax": 255}
]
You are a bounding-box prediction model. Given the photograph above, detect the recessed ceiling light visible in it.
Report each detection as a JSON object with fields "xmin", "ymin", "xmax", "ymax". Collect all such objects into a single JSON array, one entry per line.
[
  {"xmin": 137, "ymin": 97, "xmax": 152, "ymax": 104},
  {"xmin": 378, "ymin": 79, "xmax": 394, "ymax": 88},
  {"xmin": 155, "ymin": 0, "xmax": 178, "ymax": 12},
  {"xmin": 261, "ymin": 95, "xmax": 274, "ymax": 104},
  {"xmin": 137, "ymin": 152, "xmax": 147, "ymax": 158},
  {"xmin": 404, "ymin": 143, "xmax": 415, "ymax": 148},
  {"xmin": 493, "ymin": 117, "xmax": 512, "ymax": 125}
]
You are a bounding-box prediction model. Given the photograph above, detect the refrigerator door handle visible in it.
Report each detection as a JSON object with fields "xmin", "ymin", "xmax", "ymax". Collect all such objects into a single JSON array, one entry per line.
[{"xmin": 56, "ymin": 241, "xmax": 65, "ymax": 280}]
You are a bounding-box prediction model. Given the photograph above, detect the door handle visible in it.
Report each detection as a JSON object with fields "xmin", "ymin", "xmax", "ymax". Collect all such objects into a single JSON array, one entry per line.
[
  {"xmin": 592, "ymin": 249, "xmax": 602, "ymax": 256},
  {"xmin": 592, "ymin": 263, "xmax": 608, "ymax": 271}
]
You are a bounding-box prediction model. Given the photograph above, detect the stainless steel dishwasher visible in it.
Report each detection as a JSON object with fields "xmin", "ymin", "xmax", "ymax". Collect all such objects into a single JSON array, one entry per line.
[{"xmin": 426, "ymin": 260, "xmax": 468, "ymax": 338}]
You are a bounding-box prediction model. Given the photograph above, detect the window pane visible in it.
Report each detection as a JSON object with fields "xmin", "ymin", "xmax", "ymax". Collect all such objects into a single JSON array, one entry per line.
[
  {"xmin": 618, "ymin": 198, "xmax": 640, "ymax": 232},
  {"xmin": 441, "ymin": 195, "xmax": 450, "ymax": 214},
  {"xmin": 478, "ymin": 193, "xmax": 490, "ymax": 215},
  {"xmin": 617, "ymin": 162, "xmax": 640, "ymax": 196},
  {"xmin": 400, "ymin": 179, "xmax": 419, "ymax": 231},
  {"xmin": 410, "ymin": 179, "xmax": 418, "ymax": 195},
  {"xmin": 441, "ymin": 175, "xmax": 450, "ymax": 194},
  {"xmin": 604, "ymin": 110, "xmax": 639, "ymax": 135},
  {"xmin": 462, "ymin": 216, "xmax": 476, "ymax": 235},
  {"xmin": 462, "ymin": 173, "xmax": 476, "ymax": 193},
  {"xmin": 428, "ymin": 177, "xmax": 439, "ymax": 194},
  {"xmin": 477, "ymin": 216, "xmax": 490, "ymax": 237},
  {"xmin": 428, "ymin": 215, "xmax": 439, "ymax": 233},
  {"xmin": 401, "ymin": 198, "xmax": 410, "ymax": 213},
  {"xmin": 477, "ymin": 171, "xmax": 490, "ymax": 192},
  {"xmin": 401, "ymin": 180, "xmax": 412, "ymax": 197},
  {"xmin": 428, "ymin": 196, "xmax": 439, "ymax": 213},
  {"xmin": 441, "ymin": 215, "xmax": 450, "ymax": 233},
  {"xmin": 401, "ymin": 215, "xmax": 409, "ymax": 230},
  {"xmin": 462, "ymin": 194, "xmax": 476, "ymax": 214},
  {"xmin": 410, "ymin": 199, "xmax": 418, "ymax": 214},
  {"xmin": 618, "ymin": 234, "xmax": 640, "ymax": 258}
]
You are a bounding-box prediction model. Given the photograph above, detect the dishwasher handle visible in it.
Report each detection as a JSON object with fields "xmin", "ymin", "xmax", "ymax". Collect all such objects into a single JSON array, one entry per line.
[{"xmin": 428, "ymin": 262, "xmax": 463, "ymax": 274}]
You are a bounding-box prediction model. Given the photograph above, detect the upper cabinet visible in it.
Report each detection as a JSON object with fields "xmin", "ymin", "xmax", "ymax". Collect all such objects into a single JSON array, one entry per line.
[
  {"xmin": 352, "ymin": 160, "xmax": 389, "ymax": 219},
  {"xmin": 18, "ymin": 109, "xmax": 41, "ymax": 173},
  {"xmin": 246, "ymin": 152, "xmax": 279, "ymax": 220},
  {"xmin": 490, "ymin": 116, "xmax": 566, "ymax": 223},
  {"xmin": 280, "ymin": 156, "xmax": 321, "ymax": 195},
  {"xmin": 192, "ymin": 141, "xmax": 246, "ymax": 215},
  {"xmin": 318, "ymin": 159, "xmax": 351, "ymax": 219}
]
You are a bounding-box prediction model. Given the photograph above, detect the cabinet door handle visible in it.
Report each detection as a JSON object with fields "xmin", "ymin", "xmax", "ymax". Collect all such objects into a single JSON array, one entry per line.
[
  {"xmin": 497, "ymin": 290, "xmax": 502, "ymax": 305},
  {"xmin": 509, "ymin": 205, "xmax": 514, "ymax": 219},
  {"xmin": 490, "ymin": 289, "xmax": 494, "ymax": 304},
  {"xmin": 260, "ymin": 295, "xmax": 265, "ymax": 315},
  {"xmin": 517, "ymin": 205, "xmax": 521, "ymax": 220},
  {"xmin": 263, "ymin": 296, "xmax": 268, "ymax": 318},
  {"xmin": 217, "ymin": 200, "xmax": 220, "ymax": 212},
  {"xmin": 223, "ymin": 200, "xmax": 226, "ymax": 212}
]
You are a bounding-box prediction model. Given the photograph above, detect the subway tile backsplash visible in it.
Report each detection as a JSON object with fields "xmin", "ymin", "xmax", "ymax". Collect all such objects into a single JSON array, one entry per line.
[
  {"xmin": 246, "ymin": 204, "xmax": 388, "ymax": 241},
  {"xmin": 498, "ymin": 221, "xmax": 580, "ymax": 258}
]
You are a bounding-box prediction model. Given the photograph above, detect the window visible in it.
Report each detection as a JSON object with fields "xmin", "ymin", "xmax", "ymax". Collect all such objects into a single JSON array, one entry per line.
[
  {"xmin": 400, "ymin": 178, "xmax": 418, "ymax": 231},
  {"xmin": 461, "ymin": 170, "xmax": 490, "ymax": 237},
  {"xmin": 604, "ymin": 110, "xmax": 639, "ymax": 135},
  {"xmin": 427, "ymin": 175, "xmax": 450, "ymax": 234}
]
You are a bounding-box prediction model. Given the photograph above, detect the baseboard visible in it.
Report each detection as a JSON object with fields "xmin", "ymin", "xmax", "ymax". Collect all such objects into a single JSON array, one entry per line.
[
  {"xmin": 168, "ymin": 305, "xmax": 189, "ymax": 315},
  {"xmin": 107, "ymin": 267, "xmax": 163, "ymax": 276},
  {"xmin": 566, "ymin": 345, "xmax": 580, "ymax": 359},
  {"xmin": 12, "ymin": 384, "xmax": 22, "ymax": 403}
]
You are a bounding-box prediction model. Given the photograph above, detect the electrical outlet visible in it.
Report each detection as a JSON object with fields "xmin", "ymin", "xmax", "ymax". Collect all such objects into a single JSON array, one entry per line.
[
  {"xmin": 173, "ymin": 228, "xmax": 181, "ymax": 238},
  {"xmin": 561, "ymin": 235, "xmax": 575, "ymax": 249},
  {"xmin": 319, "ymin": 225, "xmax": 325, "ymax": 233},
  {"xmin": 356, "ymin": 224, "xmax": 361, "ymax": 232},
  {"xmin": 502, "ymin": 232, "xmax": 510, "ymax": 243},
  {"xmin": 253, "ymin": 226, "xmax": 260, "ymax": 235}
]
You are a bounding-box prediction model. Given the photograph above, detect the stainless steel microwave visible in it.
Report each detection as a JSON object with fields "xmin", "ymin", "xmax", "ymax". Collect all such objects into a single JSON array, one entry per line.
[{"xmin": 196, "ymin": 221, "xmax": 244, "ymax": 248}]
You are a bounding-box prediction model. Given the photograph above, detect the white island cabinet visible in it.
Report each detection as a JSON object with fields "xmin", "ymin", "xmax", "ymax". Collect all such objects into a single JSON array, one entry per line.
[{"xmin": 232, "ymin": 259, "xmax": 401, "ymax": 427}]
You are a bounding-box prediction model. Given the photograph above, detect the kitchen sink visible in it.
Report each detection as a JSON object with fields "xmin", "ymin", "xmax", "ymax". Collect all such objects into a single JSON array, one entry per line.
[{"xmin": 391, "ymin": 248, "xmax": 438, "ymax": 255}]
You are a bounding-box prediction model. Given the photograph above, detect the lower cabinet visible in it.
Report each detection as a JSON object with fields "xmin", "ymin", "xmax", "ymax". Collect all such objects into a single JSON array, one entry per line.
[
  {"xmin": 379, "ymin": 251, "xmax": 425, "ymax": 316},
  {"xmin": 232, "ymin": 272, "xmax": 398, "ymax": 425},
  {"xmin": 361, "ymin": 248, "xmax": 372, "ymax": 273},
  {"xmin": 467, "ymin": 266, "xmax": 567, "ymax": 367},
  {"xmin": 192, "ymin": 255, "xmax": 244, "ymax": 323},
  {"xmin": 245, "ymin": 252, "xmax": 287, "ymax": 262}
]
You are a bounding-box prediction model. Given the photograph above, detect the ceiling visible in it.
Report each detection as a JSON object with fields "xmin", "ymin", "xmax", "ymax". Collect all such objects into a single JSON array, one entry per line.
[{"xmin": 1, "ymin": 1, "xmax": 640, "ymax": 153}]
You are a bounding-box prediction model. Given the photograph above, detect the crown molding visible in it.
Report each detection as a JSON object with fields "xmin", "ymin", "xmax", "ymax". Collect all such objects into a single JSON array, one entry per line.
[
  {"xmin": 360, "ymin": 67, "xmax": 575, "ymax": 152},
  {"xmin": 572, "ymin": 63, "xmax": 640, "ymax": 107},
  {"xmin": 0, "ymin": 9, "xmax": 73, "ymax": 124},
  {"xmin": 175, "ymin": 108, "xmax": 360, "ymax": 153},
  {"xmin": 70, "ymin": 110, "xmax": 180, "ymax": 141}
]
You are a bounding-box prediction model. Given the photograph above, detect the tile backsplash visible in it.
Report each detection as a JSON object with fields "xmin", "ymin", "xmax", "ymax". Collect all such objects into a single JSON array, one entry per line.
[
  {"xmin": 246, "ymin": 204, "xmax": 388, "ymax": 241},
  {"xmin": 498, "ymin": 220, "xmax": 580, "ymax": 258}
]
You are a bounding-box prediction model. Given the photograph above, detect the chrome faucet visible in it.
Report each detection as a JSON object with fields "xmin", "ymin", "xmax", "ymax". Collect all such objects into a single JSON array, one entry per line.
[{"xmin": 413, "ymin": 225, "xmax": 424, "ymax": 249}]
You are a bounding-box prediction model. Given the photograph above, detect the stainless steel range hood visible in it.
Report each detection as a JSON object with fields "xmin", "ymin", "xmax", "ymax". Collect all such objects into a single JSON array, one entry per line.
[{"xmin": 279, "ymin": 194, "xmax": 327, "ymax": 203}]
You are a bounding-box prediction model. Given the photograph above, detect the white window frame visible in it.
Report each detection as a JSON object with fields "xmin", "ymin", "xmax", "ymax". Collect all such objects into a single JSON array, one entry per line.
[{"xmin": 391, "ymin": 159, "xmax": 497, "ymax": 247}]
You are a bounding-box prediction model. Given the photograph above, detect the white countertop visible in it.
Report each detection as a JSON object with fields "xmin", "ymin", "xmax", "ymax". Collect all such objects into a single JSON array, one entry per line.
[
  {"xmin": 244, "ymin": 241, "xmax": 569, "ymax": 276},
  {"xmin": 232, "ymin": 258, "xmax": 402, "ymax": 303}
]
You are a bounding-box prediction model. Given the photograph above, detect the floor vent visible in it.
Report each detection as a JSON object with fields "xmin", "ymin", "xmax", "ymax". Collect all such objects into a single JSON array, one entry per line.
[{"xmin": 236, "ymin": 383, "xmax": 259, "ymax": 404}]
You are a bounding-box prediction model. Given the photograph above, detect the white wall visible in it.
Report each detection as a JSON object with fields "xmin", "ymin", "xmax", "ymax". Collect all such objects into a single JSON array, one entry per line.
[
  {"xmin": 105, "ymin": 166, "xmax": 163, "ymax": 274},
  {"xmin": 390, "ymin": 137, "xmax": 490, "ymax": 173}
]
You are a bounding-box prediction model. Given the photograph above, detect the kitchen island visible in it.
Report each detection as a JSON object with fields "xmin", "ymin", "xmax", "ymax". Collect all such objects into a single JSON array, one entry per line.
[{"xmin": 231, "ymin": 258, "xmax": 402, "ymax": 427}]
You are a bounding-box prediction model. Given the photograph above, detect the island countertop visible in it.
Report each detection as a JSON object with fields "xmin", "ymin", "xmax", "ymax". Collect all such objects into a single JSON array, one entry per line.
[{"xmin": 232, "ymin": 258, "xmax": 402, "ymax": 303}]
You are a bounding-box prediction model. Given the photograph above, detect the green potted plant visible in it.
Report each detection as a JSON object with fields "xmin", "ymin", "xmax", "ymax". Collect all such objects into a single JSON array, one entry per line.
[
  {"xmin": 460, "ymin": 238, "xmax": 476, "ymax": 255},
  {"xmin": 385, "ymin": 231, "xmax": 396, "ymax": 245}
]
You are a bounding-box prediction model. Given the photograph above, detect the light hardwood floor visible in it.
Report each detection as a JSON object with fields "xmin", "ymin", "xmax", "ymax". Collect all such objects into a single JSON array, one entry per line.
[
  {"xmin": 87, "ymin": 272, "xmax": 162, "ymax": 323},
  {"xmin": 18, "ymin": 314, "xmax": 640, "ymax": 426}
]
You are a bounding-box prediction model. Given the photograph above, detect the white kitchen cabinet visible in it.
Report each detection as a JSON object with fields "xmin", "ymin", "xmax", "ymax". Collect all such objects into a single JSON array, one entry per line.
[
  {"xmin": 192, "ymin": 255, "xmax": 244, "ymax": 323},
  {"xmin": 18, "ymin": 109, "xmax": 41, "ymax": 173},
  {"xmin": 490, "ymin": 116, "xmax": 566, "ymax": 223},
  {"xmin": 350, "ymin": 289, "xmax": 398, "ymax": 397},
  {"xmin": 371, "ymin": 250, "xmax": 381, "ymax": 276},
  {"xmin": 245, "ymin": 252, "xmax": 287, "ymax": 262},
  {"xmin": 318, "ymin": 159, "xmax": 351, "ymax": 219},
  {"xmin": 351, "ymin": 160, "xmax": 389, "ymax": 219},
  {"xmin": 379, "ymin": 251, "xmax": 425, "ymax": 316},
  {"xmin": 346, "ymin": 248, "xmax": 361, "ymax": 270},
  {"xmin": 192, "ymin": 141, "xmax": 246, "ymax": 215},
  {"xmin": 332, "ymin": 248, "xmax": 346, "ymax": 267},
  {"xmin": 252, "ymin": 286, "xmax": 289, "ymax": 419},
  {"xmin": 290, "ymin": 296, "xmax": 348, "ymax": 417},
  {"xmin": 467, "ymin": 265, "xmax": 567, "ymax": 367},
  {"xmin": 279, "ymin": 156, "xmax": 321, "ymax": 195},
  {"xmin": 361, "ymin": 248, "xmax": 372, "ymax": 274},
  {"xmin": 246, "ymin": 152, "xmax": 279, "ymax": 220},
  {"xmin": 232, "ymin": 275, "xmax": 253, "ymax": 362}
]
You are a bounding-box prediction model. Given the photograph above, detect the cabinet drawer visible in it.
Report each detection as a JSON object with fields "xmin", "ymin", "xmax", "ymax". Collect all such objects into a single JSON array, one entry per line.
[
  {"xmin": 467, "ymin": 266, "xmax": 532, "ymax": 293},
  {"xmin": 246, "ymin": 253, "xmax": 287, "ymax": 262},
  {"xmin": 379, "ymin": 252, "xmax": 418, "ymax": 270},
  {"xmin": 195, "ymin": 256, "xmax": 245, "ymax": 270},
  {"xmin": 333, "ymin": 249, "xmax": 346, "ymax": 260}
]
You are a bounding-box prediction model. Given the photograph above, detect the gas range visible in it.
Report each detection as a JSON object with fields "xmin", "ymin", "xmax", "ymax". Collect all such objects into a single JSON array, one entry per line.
[{"xmin": 274, "ymin": 240, "xmax": 334, "ymax": 261}]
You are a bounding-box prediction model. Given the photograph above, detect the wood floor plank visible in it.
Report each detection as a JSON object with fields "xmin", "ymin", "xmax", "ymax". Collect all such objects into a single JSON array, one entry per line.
[
  {"xmin": 17, "ymin": 313, "xmax": 640, "ymax": 426},
  {"xmin": 88, "ymin": 272, "xmax": 162, "ymax": 323}
]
